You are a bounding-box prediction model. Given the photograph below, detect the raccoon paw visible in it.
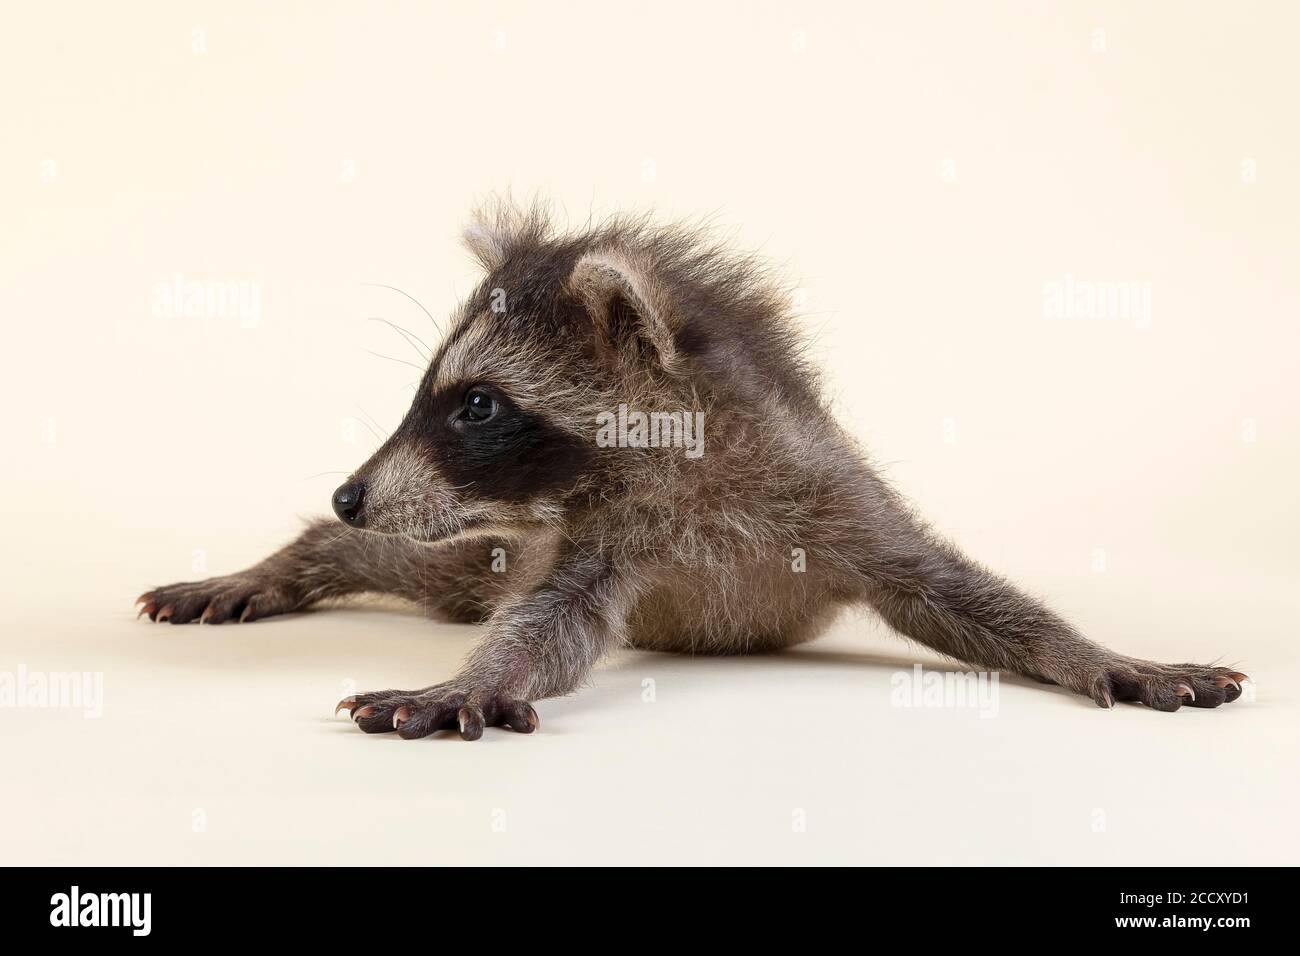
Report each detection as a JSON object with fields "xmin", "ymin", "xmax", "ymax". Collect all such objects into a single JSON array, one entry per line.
[
  {"xmin": 136, "ymin": 575, "xmax": 299, "ymax": 625},
  {"xmin": 1088, "ymin": 660, "xmax": 1249, "ymax": 711},
  {"xmin": 336, "ymin": 686, "xmax": 539, "ymax": 741}
]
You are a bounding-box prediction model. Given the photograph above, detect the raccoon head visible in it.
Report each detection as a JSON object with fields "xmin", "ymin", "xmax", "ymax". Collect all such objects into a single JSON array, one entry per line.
[{"xmin": 331, "ymin": 203, "xmax": 697, "ymax": 544}]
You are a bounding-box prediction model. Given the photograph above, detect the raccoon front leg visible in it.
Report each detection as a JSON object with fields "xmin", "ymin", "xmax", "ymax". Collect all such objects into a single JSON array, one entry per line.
[
  {"xmin": 137, "ymin": 519, "xmax": 505, "ymax": 625},
  {"xmin": 338, "ymin": 542, "xmax": 628, "ymax": 740},
  {"xmin": 843, "ymin": 486, "xmax": 1248, "ymax": 711}
]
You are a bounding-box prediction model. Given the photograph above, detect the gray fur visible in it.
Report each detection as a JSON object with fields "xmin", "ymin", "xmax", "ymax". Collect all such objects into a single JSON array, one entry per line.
[{"xmin": 138, "ymin": 200, "xmax": 1248, "ymax": 738}]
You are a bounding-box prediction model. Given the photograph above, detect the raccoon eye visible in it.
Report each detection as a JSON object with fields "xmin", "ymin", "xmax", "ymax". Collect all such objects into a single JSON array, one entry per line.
[{"xmin": 464, "ymin": 388, "xmax": 497, "ymax": 422}]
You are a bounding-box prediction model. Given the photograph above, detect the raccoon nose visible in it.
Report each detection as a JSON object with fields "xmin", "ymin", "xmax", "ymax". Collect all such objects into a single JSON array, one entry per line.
[{"xmin": 332, "ymin": 481, "xmax": 367, "ymax": 527}]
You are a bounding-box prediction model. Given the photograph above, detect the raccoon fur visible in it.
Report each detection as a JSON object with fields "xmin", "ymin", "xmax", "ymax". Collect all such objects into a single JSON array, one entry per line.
[{"xmin": 137, "ymin": 200, "xmax": 1248, "ymax": 739}]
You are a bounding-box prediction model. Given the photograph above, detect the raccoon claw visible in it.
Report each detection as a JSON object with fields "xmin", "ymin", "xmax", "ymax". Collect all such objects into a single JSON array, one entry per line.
[
  {"xmin": 1091, "ymin": 661, "xmax": 1249, "ymax": 711},
  {"xmin": 1091, "ymin": 682, "xmax": 1114, "ymax": 709},
  {"xmin": 135, "ymin": 576, "xmax": 299, "ymax": 625},
  {"xmin": 457, "ymin": 707, "xmax": 485, "ymax": 741},
  {"xmin": 340, "ymin": 687, "xmax": 539, "ymax": 740}
]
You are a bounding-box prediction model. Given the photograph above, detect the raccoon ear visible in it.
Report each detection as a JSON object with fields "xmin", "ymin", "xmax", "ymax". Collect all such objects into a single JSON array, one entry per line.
[{"xmin": 570, "ymin": 250, "xmax": 685, "ymax": 375}]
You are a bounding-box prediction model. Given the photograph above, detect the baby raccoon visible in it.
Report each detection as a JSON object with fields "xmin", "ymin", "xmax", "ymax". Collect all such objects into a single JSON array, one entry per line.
[{"xmin": 137, "ymin": 201, "xmax": 1248, "ymax": 739}]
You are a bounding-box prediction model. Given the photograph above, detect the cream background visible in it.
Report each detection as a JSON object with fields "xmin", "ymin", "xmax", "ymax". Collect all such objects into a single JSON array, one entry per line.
[{"xmin": 2, "ymin": 1, "xmax": 1297, "ymax": 865}]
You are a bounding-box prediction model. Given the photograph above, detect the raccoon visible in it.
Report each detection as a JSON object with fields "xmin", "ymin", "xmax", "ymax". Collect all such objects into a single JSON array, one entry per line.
[{"xmin": 137, "ymin": 201, "xmax": 1248, "ymax": 739}]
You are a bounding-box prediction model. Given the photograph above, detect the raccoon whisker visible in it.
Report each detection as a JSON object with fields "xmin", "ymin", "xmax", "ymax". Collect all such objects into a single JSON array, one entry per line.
[
  {"xmin": 361, "ymin": 282, "xmax": 443, "ymax": 334},
  {"xmin": 367, "ymin": 316, "xmax": 432, "ymax": 361},
  {"xmin": 354, "ymin": 405, "xmax": 387, "ymax": 438},
  {"xmin": 362, "ymin": 348, "xmax": 426, "ymax": 375},
  {"xmin": 321, "ymin": 524, "xmax": 359, "ymax": 549},
  {"xmin": 350, "ymin": 406, "xmax": 386, "ymax": 443}
]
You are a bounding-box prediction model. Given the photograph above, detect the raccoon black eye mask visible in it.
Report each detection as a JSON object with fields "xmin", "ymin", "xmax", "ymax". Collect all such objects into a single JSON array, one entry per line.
[{"xmin": 137, "ymin": 201, "xmax": 1249, "ymax": 739}]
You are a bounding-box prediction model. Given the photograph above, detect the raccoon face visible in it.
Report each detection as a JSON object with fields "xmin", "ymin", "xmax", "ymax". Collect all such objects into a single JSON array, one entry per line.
[
  {"xmin": 332, "ymin": 320, "xmax": 599, "ymax": 543},
  {"xmin": 331, "ymin": 206, "xmax": 693, "ymax": 544}
]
